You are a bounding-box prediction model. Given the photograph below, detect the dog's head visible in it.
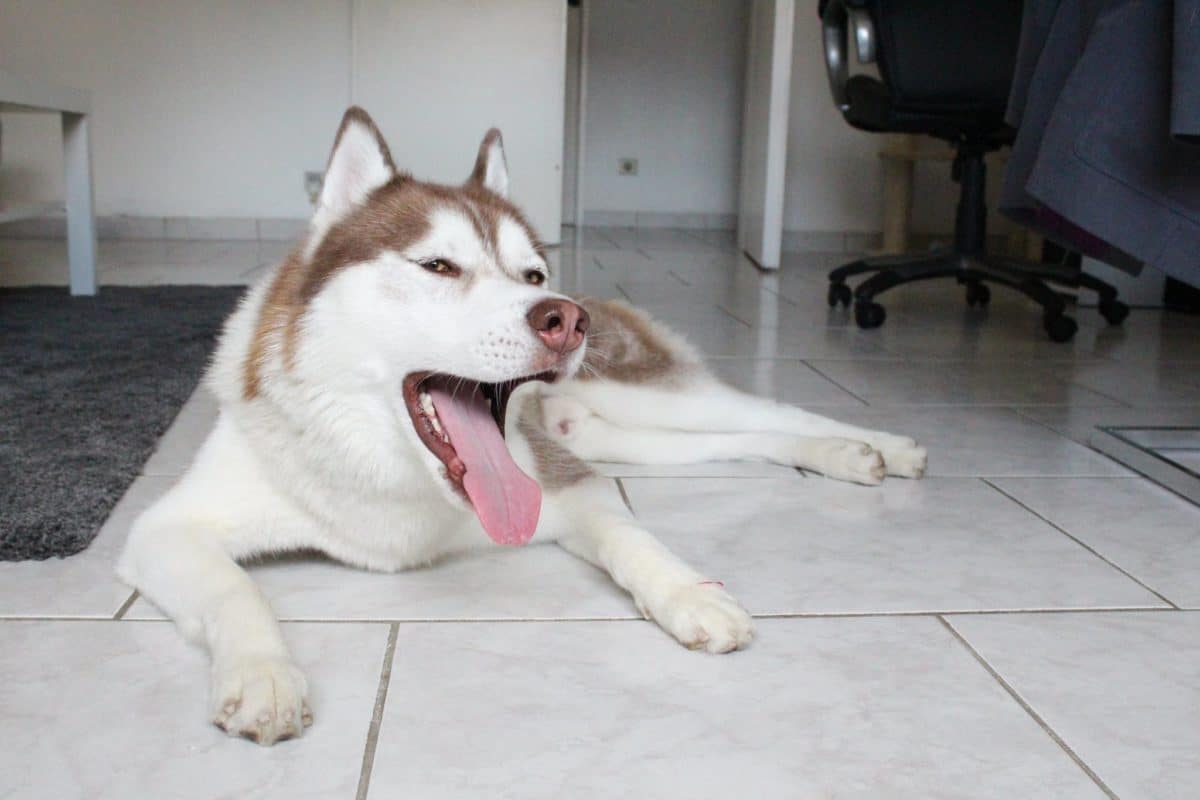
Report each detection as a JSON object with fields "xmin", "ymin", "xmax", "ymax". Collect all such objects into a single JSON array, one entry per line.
[{"xmin": 253, "ymin": 107, "xmax": 588, "ymax": 545}]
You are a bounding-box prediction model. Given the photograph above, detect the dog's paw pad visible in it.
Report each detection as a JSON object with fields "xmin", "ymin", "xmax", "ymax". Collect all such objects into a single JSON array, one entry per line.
[
  {"xmin": 211, "ymin": 657, "xmax": 310, "ymax": 746},
  {"xmin": 654, "ymin": 584, "xmax": 753, "ymax": 654}
]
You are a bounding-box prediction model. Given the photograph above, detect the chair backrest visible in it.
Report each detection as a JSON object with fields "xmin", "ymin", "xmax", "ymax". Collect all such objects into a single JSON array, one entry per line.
[{"xmin": 868, "ymin": 0, "xmax": 1023, "ymax": 112}]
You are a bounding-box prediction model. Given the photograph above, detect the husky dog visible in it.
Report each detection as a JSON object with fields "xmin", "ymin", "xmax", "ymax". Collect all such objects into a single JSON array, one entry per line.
[{"xmin": 118, "ymin": 108, "xmax": 926, "ymax": 746}]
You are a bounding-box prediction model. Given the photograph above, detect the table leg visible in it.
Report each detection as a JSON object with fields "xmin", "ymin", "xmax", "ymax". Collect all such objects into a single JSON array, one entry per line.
[{"xmin": 62, "ymin": 111, "xmax": 97, "ymax": 296}]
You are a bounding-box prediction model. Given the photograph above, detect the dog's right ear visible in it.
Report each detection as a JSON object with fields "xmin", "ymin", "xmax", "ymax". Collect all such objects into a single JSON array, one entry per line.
[{"xmin": 317, "ymin": 107, "xmax": 396, "ymax": 220}]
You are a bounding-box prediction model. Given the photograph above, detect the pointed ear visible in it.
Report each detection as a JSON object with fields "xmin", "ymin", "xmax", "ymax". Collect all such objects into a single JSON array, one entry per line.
[
  {"xmin": 468, "ymin": 128, "xmax": 509, "ymax": 197},
  {"xmin": 317, "ymin": 107, "xmax": 396, "ymax": 219}
]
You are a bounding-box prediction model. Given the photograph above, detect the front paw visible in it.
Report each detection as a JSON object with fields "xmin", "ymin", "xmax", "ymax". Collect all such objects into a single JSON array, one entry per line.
[
  {"xmin": 877, "ymin": 436, "xmax": 928, "ymax": 479},
  {"xmin": 650, "ymin": 583, "xmax": 754, "ymax": 654},
  {"xmin": 211, "ymin": 656, "xmax": 312, "ymax": 746},
  {"xmin": 810, "ymin": 439, "xmax": 886, "ymax": 485}
]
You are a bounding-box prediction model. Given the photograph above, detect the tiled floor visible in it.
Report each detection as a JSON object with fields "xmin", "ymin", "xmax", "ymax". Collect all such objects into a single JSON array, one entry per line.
[{"xmin": 3, "ymin": 228, "xmax": 1200, "ymax": 798}]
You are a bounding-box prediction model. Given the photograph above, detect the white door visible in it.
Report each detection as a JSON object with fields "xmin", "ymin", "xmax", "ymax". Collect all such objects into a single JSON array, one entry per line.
[{"xmin": 737, "ymin": 0, "xmax": 794, "ymax": 269}]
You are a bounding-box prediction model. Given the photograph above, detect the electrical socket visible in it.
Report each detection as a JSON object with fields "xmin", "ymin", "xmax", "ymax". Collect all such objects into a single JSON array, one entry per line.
[
  {"xmin": 304, "ymin": 171, "xmax": 324, "ymax": 205},
  {"xmin": 617, "ymin": 158, "xmax": 638, "ymax": 176}
]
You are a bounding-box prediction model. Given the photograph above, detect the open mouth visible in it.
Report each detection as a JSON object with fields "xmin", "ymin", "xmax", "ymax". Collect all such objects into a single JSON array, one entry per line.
[{"xmin": 402, "ymin": 370, "xmax": 557, "ymax": 545}]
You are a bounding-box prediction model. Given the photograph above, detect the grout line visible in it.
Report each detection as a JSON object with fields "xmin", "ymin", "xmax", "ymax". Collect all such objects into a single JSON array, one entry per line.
[
  {"xmin": 636, "ymin": 247, "xmax": 654, "ymax": 260},
  {"xmin": 667, "ymin": 269, "xmax": 691, "ymax": 286},
  {"xmin": 981, "ymin": 478, "xmax": 1181, "ymax": 609},
  {"xmin": 355, "ymin": 622, "xmax": 399, "ymax": 800},
  {"xmin": 615, "ymin": 283, "xmax": 634, "ymax": 303},
  {"xmin": 591, "ymin": 255, "xmax": 605, "ymax": 270},
  {"xmin": 800, "ymin": 360, "xmax": 871, "ymax": 406},
  {"xmin": 937, "ymin": 616, "xmax": 1121, "ymax": 800},
  {"xmin": 615, "ymin": 477, "xmax": 634, "ymax": 514},
  {"xmin": 0, "ymin": 607, "xmax": 1186, "ymax": 625},
  {"xmin": 751, "ymin": 606, "xmax": 1174, "ymax": 619},
  {"xmin": 112, "ymin": 591, "xmax": 139, "ymax": 620},
  {"xmin": 715, "ymin": 304, "xmax": 752, "ymax": 328}
]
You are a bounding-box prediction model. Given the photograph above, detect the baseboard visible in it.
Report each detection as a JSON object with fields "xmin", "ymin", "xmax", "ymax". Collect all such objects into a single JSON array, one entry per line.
[
  {"xmin": 0, "ymin": 213, "xmax": 309, "ymax": 242},
  {"xmin": 0, "ymin": 212, "xmax": 1009, "ymax": 255}
]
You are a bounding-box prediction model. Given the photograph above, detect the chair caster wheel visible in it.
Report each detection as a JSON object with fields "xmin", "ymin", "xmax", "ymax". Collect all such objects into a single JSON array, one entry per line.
[
  {"xmin": 854, "ymin": 300, "xmax": 886, "ymax": 329},
  {"xmin": 965, "ymin": 282, "xmax": 991, "ymax": 307},
  {"xmin": 1099, "ymin": 298, "xmax": 1129, "ymax": 325},
  {"xmin": 1043, "ymin": 312, "xmax": 1078, "ymax": 342},
  {"xmin": 828, "ymin": 282, "xmax": 852, "ymax": 308}
]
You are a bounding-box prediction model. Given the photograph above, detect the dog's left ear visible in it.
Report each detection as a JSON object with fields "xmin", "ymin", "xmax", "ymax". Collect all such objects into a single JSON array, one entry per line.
[
  {"xmin": 318, "ymin": 106, "xmax": 396, "ymax": 219},
  {"xmin": 468, "ymin": 128, "xmax": 509, "ymax": 197}
]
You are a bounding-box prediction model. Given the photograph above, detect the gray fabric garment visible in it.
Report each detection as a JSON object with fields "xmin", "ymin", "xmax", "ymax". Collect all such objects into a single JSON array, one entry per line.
[
  {"xmin": 1002, "ymin": 0, "xmax": 1200, "ymax": 286},
  {"xmin": 0, "ymin": 286, "xmax": 241, "ymax": 561},
  {"xmin": 1173, "ymin": 0, "xmax": 1200, "ymax": 142}
]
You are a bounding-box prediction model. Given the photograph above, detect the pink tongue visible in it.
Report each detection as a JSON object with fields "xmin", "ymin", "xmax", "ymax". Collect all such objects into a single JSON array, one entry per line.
[{"xmin": 428, "ymin": 384, "xmax": 542, "ymax": 545}]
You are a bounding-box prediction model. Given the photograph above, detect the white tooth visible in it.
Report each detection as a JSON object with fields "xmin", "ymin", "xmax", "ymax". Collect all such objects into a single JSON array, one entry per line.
[
  {"xmin": 430, "ymin": 416, "xmax": 443, "ymax": 434},
  {"xmin": 420, "ymin": 393, "xmax": 436, "ymax": 417}
]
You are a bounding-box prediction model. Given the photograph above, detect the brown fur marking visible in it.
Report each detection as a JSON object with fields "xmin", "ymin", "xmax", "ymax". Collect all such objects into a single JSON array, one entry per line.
[
  {"xmin": 576, "ymin": 299, "xmax": 691, "ymax": 385},
  {"xmin": 518, "ymin": 394, "xmax": 595, "ymax": 490}
]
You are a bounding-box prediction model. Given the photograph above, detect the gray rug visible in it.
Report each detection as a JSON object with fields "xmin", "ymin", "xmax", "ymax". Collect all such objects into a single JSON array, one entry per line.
[{"xmin": 0, "ymin": 286, "xmax": 242, "ymax": 560}]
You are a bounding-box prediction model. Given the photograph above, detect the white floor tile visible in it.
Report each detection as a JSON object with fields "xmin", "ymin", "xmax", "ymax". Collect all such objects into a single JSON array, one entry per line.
[
  {"xmin": 0, "ymin": 476, "xmax": 173, "ymax": 618},
  {"xmin": 140, "ymin": 387, "xmax": 218, "ymax": 476},
  {"xmin": 620, "ymin": 477, "xmax": 1162, "ymax": 614},
  {"xmin": 949, "ymin": 612, "xmax": 1200, "ymax": 800},
  {"xmin": 1063, "ymin": 360, "xmax": 1200, "ymax": 406},
  {"xmin": 708, "ymin": 357, "xmax": 864, "ymax": 406},
  {"xmin": 991, "ymin": 478, "xmax": 1200, "ymax": 607},
  {"xmin": 809, "ymin": 359, "xmax": 1122, "ymax": 406},
  {"xmin": 368, "ymin": 618, "xmax": 1108, "ymax": 799},
  {"xmin": 825, "ymin": 407, "xmax": 1133, "ymax": 477},
  {"xmin": 0, "ymin": 620, "xmax": 385, "ymax": 800}
]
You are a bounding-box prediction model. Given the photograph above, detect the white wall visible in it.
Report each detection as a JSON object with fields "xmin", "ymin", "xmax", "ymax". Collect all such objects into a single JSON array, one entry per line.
[
  {"xmin": 581, "ymin": 0, "xmax": 748, "ymax": 219},
  {"xmin": 573, "ymin": 1, "xmax": 1008, "ymax": 239},
  {"xmin": 352, "ymin": 0, "xmax": 565, "ymax": 237},
  {"xmin": 0, "ymin": 0, "xmax": 566, "ymax": 239}
]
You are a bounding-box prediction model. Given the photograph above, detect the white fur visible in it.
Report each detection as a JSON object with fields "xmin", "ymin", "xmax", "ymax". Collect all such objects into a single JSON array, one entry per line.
[{"xmin": 116, "ymin": 118, "xmax": 922, "ymax": 746}]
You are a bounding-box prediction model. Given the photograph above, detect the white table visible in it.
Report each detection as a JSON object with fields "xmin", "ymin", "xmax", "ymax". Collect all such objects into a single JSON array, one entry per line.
[{"xmin": 0, "ymin": 69, "xmax": 97, "ymax": 295}]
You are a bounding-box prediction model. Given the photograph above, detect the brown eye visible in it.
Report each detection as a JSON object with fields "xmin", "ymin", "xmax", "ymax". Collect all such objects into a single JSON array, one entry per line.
[
  {"xmin": 524, "ymin": 269, "xmax": 546, "ymax": 286},
  {"xmin": 420, "ymin": 259, "xmax": 460, "ymax": 277}
]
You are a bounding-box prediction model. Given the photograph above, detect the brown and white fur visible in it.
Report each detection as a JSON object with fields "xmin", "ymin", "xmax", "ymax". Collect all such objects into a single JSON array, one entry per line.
[{"xmin": 117, "ymin": 108, "xmax": 926, "ymax": 746}]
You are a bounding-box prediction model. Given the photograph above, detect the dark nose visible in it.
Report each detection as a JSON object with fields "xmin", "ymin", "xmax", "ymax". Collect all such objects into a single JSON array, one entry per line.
[{"xmin": 526, "ymin": 298, "xmax": 590, "ymax": 354}]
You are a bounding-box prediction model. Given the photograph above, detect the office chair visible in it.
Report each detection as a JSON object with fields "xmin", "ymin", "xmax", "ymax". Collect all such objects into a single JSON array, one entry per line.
[{"xmin": 819, "ymin": 0, "xmax": 1128, "ymax": 342}]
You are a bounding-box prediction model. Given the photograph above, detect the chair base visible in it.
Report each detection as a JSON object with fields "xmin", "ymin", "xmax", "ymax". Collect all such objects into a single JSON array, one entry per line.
[{"xmin": 828, "ymin": 251, "xmax": 1130, "ymax": 342}]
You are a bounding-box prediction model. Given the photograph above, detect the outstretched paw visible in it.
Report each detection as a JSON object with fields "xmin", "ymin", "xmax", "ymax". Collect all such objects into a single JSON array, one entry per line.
[
  {"xmin": 876, "ymin": 436, "xmax": 928, "ymax": 479},
  {"xmin": 212, "ymin": 656, "xmax": 311, "ymax": 746},
  {"xmin": 809, "ymin": 438, "xmax": 886, "ymax": 485},
  {"xmin": 650, "ymin": 583, "xmax": 754, "ymax": 654}
]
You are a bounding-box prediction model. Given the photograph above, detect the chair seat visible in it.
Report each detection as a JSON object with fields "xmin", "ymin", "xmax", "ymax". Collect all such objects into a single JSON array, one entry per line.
[{"xmin": 843, "ymin": 76, "xmax": 1013, "ymax": 142}]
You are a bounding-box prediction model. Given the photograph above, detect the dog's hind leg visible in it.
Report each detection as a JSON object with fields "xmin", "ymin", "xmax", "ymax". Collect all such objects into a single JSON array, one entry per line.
[
  {"xmin": 555, "ymin": 379, "xmax": 926, "ymax": 479},
  {"xmin": 117, "ymin": 422, "xmax": 313, "ymax": 746},
  {"xmin": 542, "ymin": 480, "xmax": 753, "ymax": 653},
  {"xmin": 541, "ymin": 395, "xmax": 885, "ymax": 484}
]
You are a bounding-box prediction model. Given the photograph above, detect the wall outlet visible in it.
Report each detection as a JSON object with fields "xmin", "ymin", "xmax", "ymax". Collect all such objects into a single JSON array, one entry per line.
[
  {"xmin": 617, "ymin": 158, "xmax": 638, "ymax": 176},
  {"xmin": 304, "ymin": 171, "xmax": 324, "ymax": 205}
]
